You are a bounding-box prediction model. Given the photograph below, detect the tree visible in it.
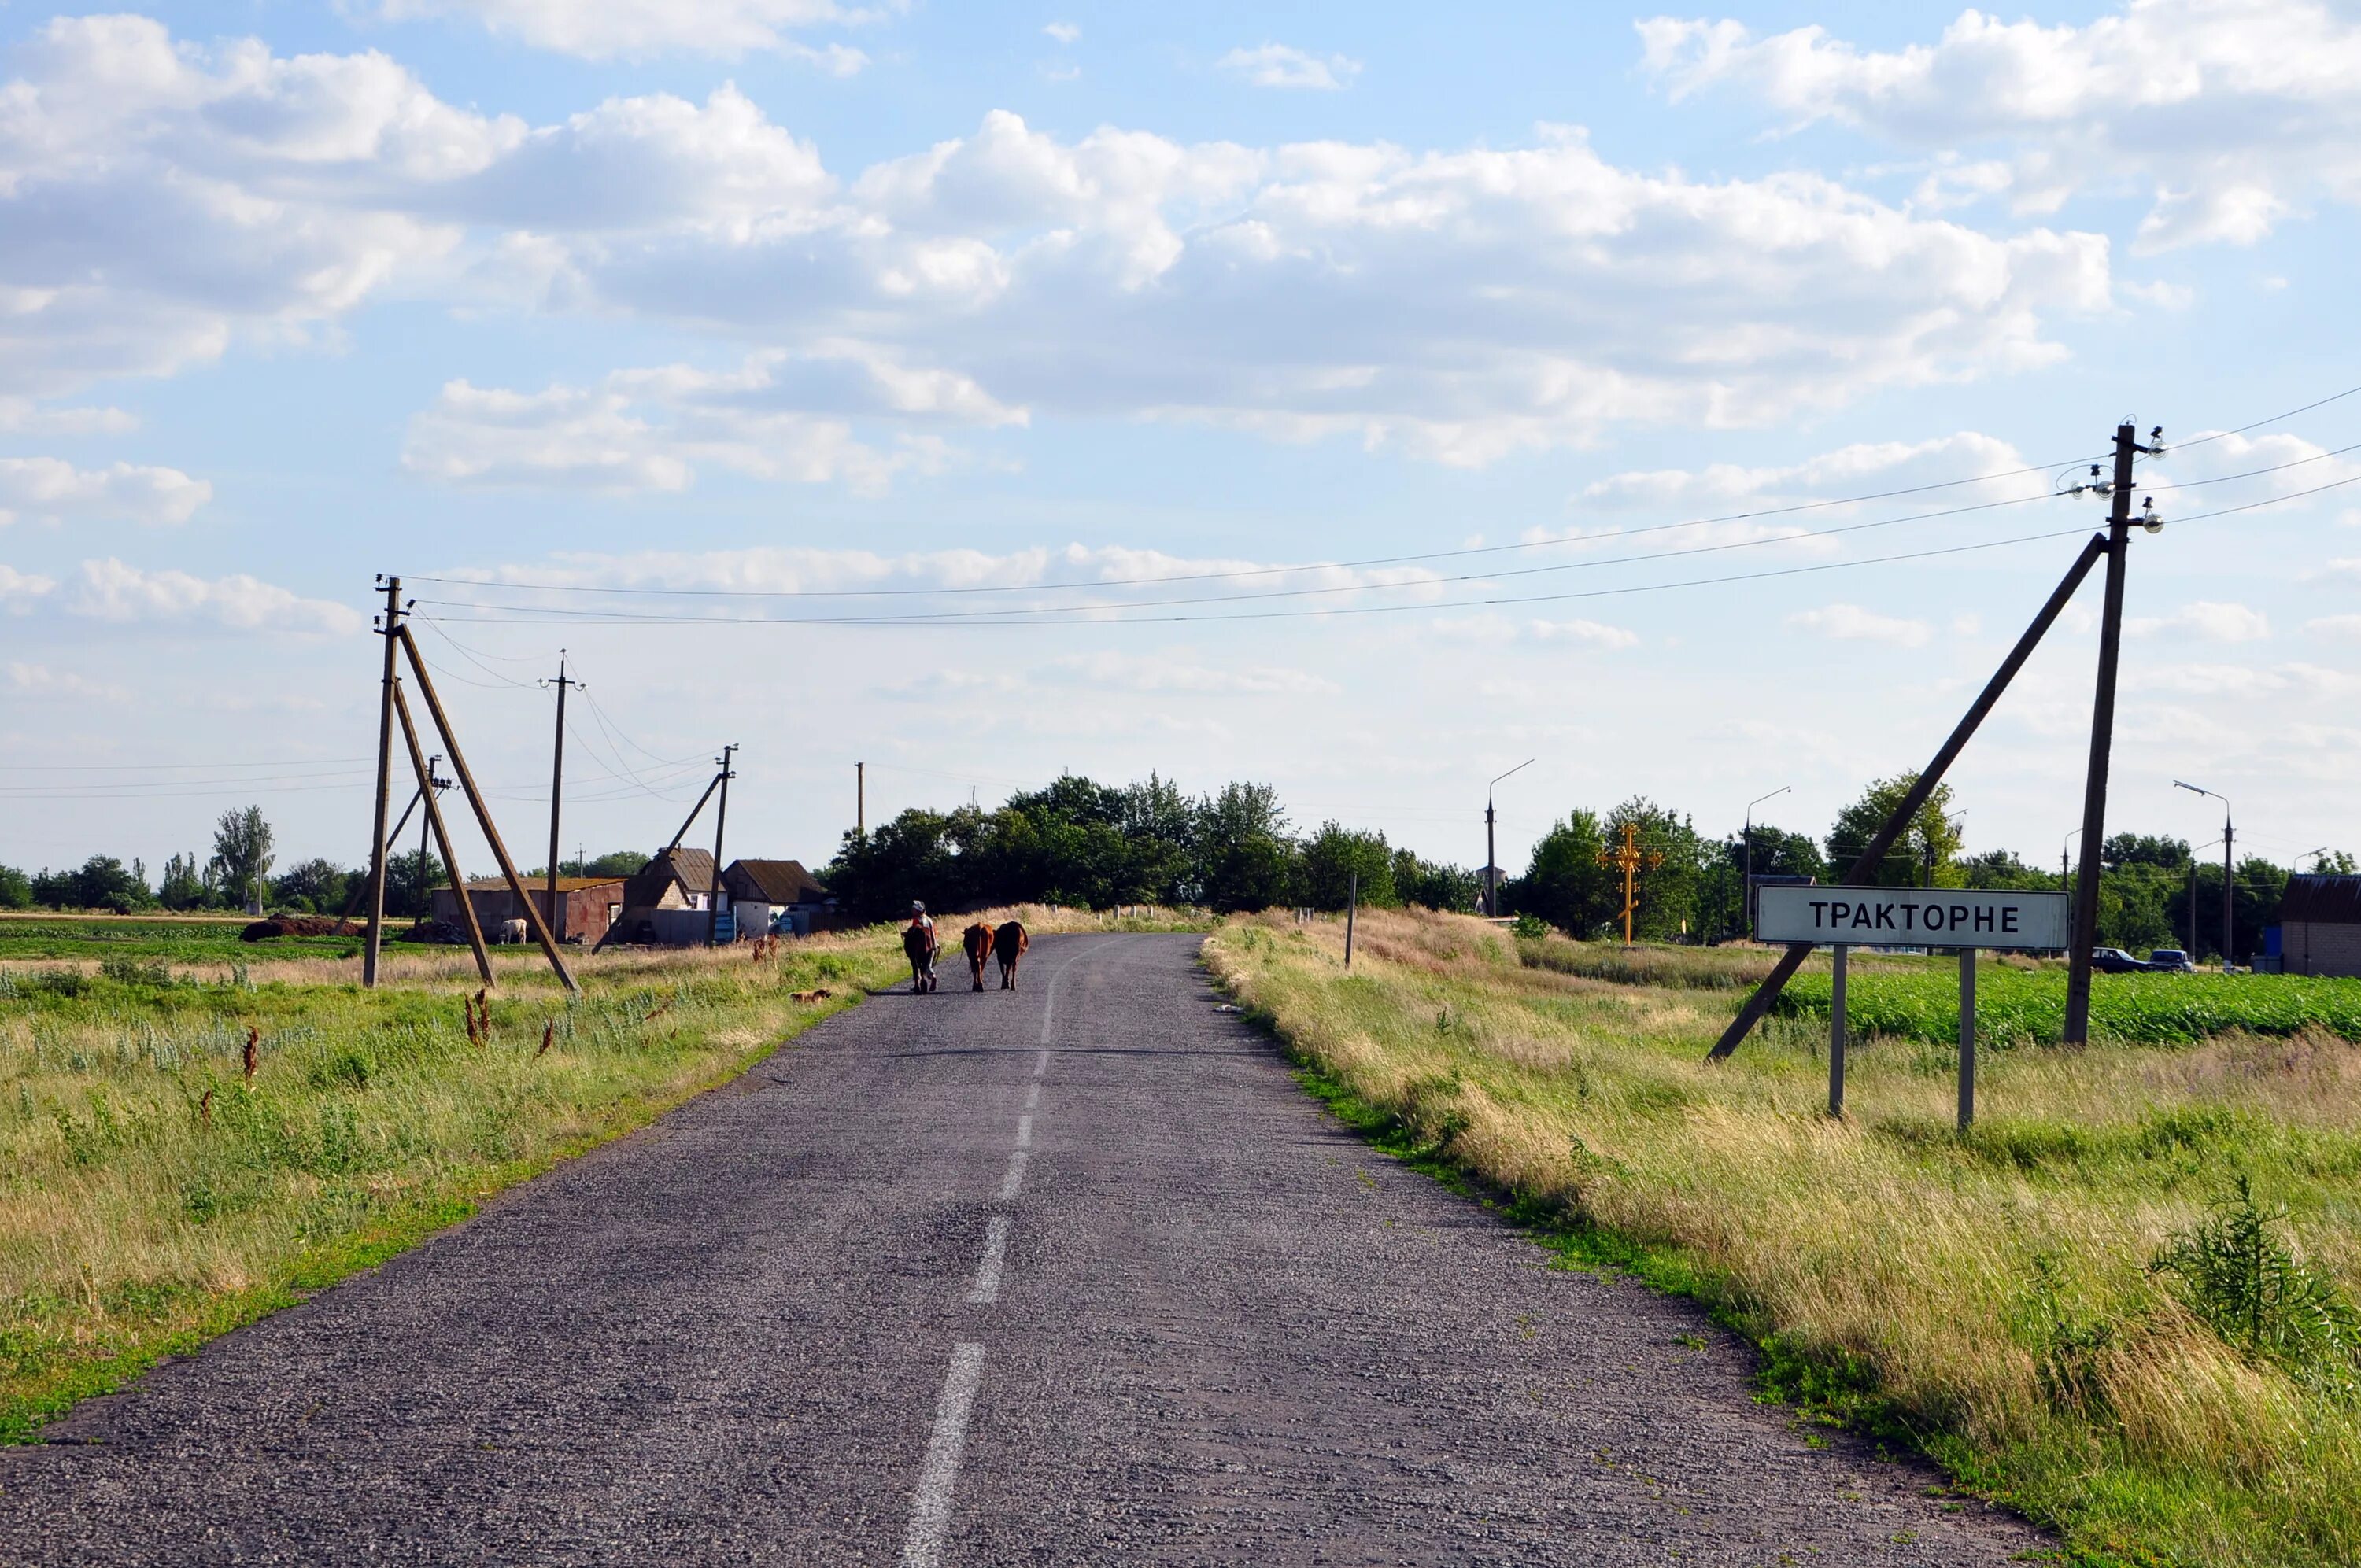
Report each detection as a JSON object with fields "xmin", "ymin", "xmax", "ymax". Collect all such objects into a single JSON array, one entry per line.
[
  {"xmin": 1825, "ymin": 773, "xmax": 1962, "ymax": 887},
  {"xmin": 157, "ymin": 853, "xmax": 206, "ymax": 910},
  {"xmin": 1961, "ymin": 849, "xmax": 2051, "ymax": 891},
  {"xmin": 1195, "ymin": 782, "xmax": 1298, "ymax": 913},
  {"xmin": 1603, "ymin": 797, "xmax": 1709, "ymax": 942},
  {"xmin": 67, "ymin": 855, "xmax": 148, "ymax": 913},
  {"xmin": 1298, "ymin": 823, "xmax": 1395, "ymax": 911},
  {"xmin": 386, "ymin": 847, "xmax": 444, "ymax": 920},
  {"xmin": 270, "ymin": 858, "xmax": 349, "ymax": 914},
  {"xmin": 209, "ymin": 806, "xmax": 275, "ymax": 915},
  {"xmin": 1393, "ymin": 850, "xmax": 1480, "ymax": 912},
  {"xmin": 0, "ymin": 865, "xmax": 31, "ymax": 910},
  {"xmin": 585, "ymin": 850, "xmax": 652, "ymax": 879},
  {"xmin": 1509, "ymin": 810, "xmax": 1614, "ymax": 936},
  {"xmin": 2104, "ymin": 832, "xmax": 2191, "ymax": 870}
]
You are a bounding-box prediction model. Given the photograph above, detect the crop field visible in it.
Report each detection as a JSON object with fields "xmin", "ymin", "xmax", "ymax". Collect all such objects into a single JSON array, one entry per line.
[
  {"xmin": 0, "ymin": 915, "xmax": 359, "ymax": 965},
  {"xmin": 1210, "ymin": 910, "xmax": 2361, "ymax": 1568},
  {"xmin": 1777, "ymin": 964, "xmax": 2361, "ymax": 1046}
]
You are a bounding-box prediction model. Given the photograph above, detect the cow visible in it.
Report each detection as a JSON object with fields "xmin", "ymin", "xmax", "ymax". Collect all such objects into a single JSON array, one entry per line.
[
  {"xmin": 496, "ymin": 917, "xmax": 528, "ymax": 945},
  {"xmin": 962, "ymin": 923, "xmax": 995, "ymax": 991},
  {"xmin": 993, "ymin": 921, "xmax": 1029, "ymax": 990},
  {"xmin": 903, "ymin": 923, "xmax": 939, "ymax": 993}
]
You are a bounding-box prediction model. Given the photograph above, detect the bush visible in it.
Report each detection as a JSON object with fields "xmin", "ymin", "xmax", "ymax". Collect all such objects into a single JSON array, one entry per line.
[{"xmin": 2149, "ymin": 1178, "xmax": 2361, "ymax": 1396}]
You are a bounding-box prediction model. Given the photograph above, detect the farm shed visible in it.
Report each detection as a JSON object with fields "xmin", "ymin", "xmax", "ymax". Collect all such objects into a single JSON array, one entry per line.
[
  {"xmin": 599, "ymin": 848, "xmax": 722, "ymax": 947},
  {"xmin": 2276, "ymin": 875, "xmax": 2361, "ymax": 978},
  {"xmin": 720, "ymin": 859, "xmax": 834, "ymax": 935},
  {"xmin": 430, "ymin": 876, "xmax": 625, "ymax": 944}
]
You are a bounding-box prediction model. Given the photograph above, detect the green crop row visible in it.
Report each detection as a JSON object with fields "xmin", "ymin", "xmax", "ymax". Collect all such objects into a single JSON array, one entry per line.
[{"xmin": 1775, "ymin": 965, "xmax": 2361, "ymax": 1045}]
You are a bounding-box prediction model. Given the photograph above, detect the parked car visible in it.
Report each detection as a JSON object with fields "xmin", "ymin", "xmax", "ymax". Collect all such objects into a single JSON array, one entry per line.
[
  {"xmin": 2146, "ymin": 948, "xmax": 2197, "ymax": 972},
  {"xmin": 2089, "ymin": 947, "xmax": 2152, "ymax": 973}
]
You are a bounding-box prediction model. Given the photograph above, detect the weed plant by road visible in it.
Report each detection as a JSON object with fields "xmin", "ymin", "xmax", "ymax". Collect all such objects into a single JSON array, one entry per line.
[{"xmin": 1208, "ymin": 909, "xmax": 2361, "ymax": 1568}]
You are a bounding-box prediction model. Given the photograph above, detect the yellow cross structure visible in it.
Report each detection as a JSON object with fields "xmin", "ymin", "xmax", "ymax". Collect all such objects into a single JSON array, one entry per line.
[{"xmin": 1595, "ymin": 821, "xmax": 1665, "ymax": 946}]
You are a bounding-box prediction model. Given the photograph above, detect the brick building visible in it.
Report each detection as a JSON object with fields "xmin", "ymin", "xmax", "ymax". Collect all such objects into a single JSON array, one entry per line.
[{"xmin": 2276, "ymin": 875, "xmax": 2361, "ymax": 978}]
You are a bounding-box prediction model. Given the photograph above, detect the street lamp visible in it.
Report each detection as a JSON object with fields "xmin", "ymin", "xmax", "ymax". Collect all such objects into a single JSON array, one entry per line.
[
  {"xmin": 1484, "ymin": 759, "xmax": 1535, "ymax": 918},
  {"xmin": 2174, "ymin": 780, "xmax": 2234, "ymax": 972},
  {"xmin": 1742, "ymin": 785, "xmax": 1790, "ymax": 936}
]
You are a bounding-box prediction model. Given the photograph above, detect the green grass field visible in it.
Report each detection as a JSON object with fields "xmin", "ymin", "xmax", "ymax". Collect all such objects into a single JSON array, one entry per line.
[
  {"xmin": 1774, "ymin": 964, "xmax": 2361, "ymax": 1046},
  {"xmin": 0, "ymin": 915, "xmax": 359, "ymax": 965},
  {"xmin": 1213, "ymin": 911, "xmax": 2361, "ymax": 1568}
]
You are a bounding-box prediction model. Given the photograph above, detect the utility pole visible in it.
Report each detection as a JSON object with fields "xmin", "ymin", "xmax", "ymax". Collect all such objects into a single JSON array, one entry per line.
[
  {"xmin": 706, "ymin": 743, "xmax": 737, "ymax": 947},
  {"xmin": 364, "ymin": 576, "xmax": 404, "ymax": 987},
  {"xmin": 1485, "ymin": 759, "xmax": 1534, "ymax": 917},
  {"xmin": 413, "ymin": 753, "xmax": 449, "ymax": 927},
  {"xmin": 856, "ymin": 761, "xmax": 866, "ymax": 836},
  {"xmin": 2064, "ymin": 421, "xmax": 2163, "ymax": 1044},
  {"xmin": 2176, "ymin": 781, "xmax": 2234, "ymax": 972},
  {"xmin": 541, "ymin": 651, "xmax": 582, "ymax": 943},
  {"xmin": 1742, "ymin": 785, "xmax": 1790, "ymax": 936}
]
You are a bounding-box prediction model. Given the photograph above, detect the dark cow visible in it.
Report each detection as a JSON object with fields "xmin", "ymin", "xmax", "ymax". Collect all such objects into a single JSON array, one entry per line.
[
  {"xmin": 962, "ymin": 922, "xmax": 995, "ymax": 991},
  {"xmin": 992, "ymin": 921, "xmax": 1029, "ymax": 990},
  {"xmin": 903, "ymin": 924, "xmax": 938, "ymax": 993}
]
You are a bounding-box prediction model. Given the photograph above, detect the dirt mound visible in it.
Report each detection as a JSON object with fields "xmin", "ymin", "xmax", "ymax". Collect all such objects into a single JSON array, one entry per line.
[
  {"xmin": 394, "ymin": 921, "xmax": 470, "ymax": 946},
  {"xmin": 240, "ymin": 916, "xmax": 360, "ymax": 942}
]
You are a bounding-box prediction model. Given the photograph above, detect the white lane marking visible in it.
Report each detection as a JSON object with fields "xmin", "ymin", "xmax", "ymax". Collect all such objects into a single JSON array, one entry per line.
[
  {"xmin": 966, "ymin": 1215, "xmax": 1011, "ymax": 1304},
  {"xmin": 1023, "ymin": 1082, "xmax": 1040, "ymax": 1112},
  {"xmin": 1014, "ymin": 1112, "xmax": 1033, "ymax": 1149},
  {"xmin": 1033, "ymin": 1048, "xmax": 1049, "ymax": 1076},
  {"xmin": 997, "ymin": 1149, "xmax": 1028, "ymax": 1202},
  {"xmin": 901, "ymin": 1342, "xmax": 986, "ymax": 1568}
]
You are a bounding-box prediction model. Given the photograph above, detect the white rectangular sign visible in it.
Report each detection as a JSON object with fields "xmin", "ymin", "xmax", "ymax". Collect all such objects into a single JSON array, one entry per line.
[{"xmin": 1756, "ymin": 885, "xmax": 2069, "ymax": 950}]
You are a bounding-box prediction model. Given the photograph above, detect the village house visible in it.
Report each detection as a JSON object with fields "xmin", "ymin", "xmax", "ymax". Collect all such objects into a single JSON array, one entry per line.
[
  {"xmin": 720, "ymin": 859, "xmax": 833, "ymax": 936},
  {"xmin": 2273, "ymin": 874, "xmax": 2361, "ymax": 978},
  {"xmin": 430, "ymin": 876, "xmax": 626, "ymax": 944},
  {"xmin": 598, "ymin": 847, "xmax": 720, "ymax": 947}
]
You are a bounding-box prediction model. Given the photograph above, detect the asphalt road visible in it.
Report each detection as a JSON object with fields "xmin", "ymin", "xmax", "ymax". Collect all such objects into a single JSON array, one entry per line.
[{"xmin": 2, "ymin": 933, "xmax": 2048, "ymax": 1565}]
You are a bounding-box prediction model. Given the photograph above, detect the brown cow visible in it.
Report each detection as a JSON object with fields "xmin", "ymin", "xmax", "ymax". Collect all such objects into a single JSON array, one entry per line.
[
  {"xmin": 993, "ymin": 921, "xmax": 1029, "ymax": 989},
  {"xmin": 962, "ymin": 922, "xmax": 994, "ymax": 991},
  {"xmin": 902, "ymin": 924, "xmax": 938, "ymax": 993}
]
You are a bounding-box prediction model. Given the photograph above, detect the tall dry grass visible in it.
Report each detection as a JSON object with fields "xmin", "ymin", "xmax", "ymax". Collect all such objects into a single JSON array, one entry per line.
[{"xmin": 1208, "ymin": 908, "xmax": 2361, "ymax": 1568}]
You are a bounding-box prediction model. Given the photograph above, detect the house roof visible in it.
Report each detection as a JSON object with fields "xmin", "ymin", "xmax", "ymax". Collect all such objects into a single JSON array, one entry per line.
[
  {"xmin": 456, "ymin": 876, "xmax": 626, "ymax": 894},
  {"xmin": 724, "ymin": 858, "xmax": 829, "ymax": 904},
  {"xmin": 2281, "ymin": 875, "xmax": 2361, "ymax": 924},
  {"xmin": 623, "ymin": 847, "xmax": 716, "ymax": 905}
]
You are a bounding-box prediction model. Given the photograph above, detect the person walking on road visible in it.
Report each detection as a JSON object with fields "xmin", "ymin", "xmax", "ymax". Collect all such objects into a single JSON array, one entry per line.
[{"xmin": 903, "ymin": 901, "xmax": 938, "ymax": 993}]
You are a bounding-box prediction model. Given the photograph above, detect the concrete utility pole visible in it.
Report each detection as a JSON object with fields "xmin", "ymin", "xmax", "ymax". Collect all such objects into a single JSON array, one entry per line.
[
  {"xmin": 1484, "ymin": 759, "xmax": 1533, "ymax": 917},
  {"xmin": 706, "ymin": 743, "xmax": 737, "ymax": 947},
  {"xmin": 1742, "ymin": 785, "xmax": 1790, "ymax": 936},
  {"xmin": 2177, "ymin": 780, "xmax": 2234, "ymax": 971},
  {"xmin": 414, "ymin": 754, "xmax": 449, "ymax": 927},
  {"xmin": 856, "ymin": 761, "xmax": 866, "ymax": 836},
  {"xmin": 364, "ymin": 576, "xmax": 405, "ymax": 987},
  {"xmin": 2064, "ymin": 420, "xmax": 2163, "ymax": 1044},
  {"xmin": 541, "ymin": 651, "xmax": 582, "ymax": 943}
]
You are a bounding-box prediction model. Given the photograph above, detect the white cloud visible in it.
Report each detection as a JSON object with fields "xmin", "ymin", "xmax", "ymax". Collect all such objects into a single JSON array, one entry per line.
[
  {"xmin": 0, "ymin": 21, "xmax": 2115, "ymax": 466},
  {"xmin": 378, "ymin": 0, "xmax": 876, "ymax": 65},
  {"xmin": 1219, "ymin": 44, "xmax": 1363, "ymax": 90},
  {"xmin": 2303, "ymin": 614, "xmax": 2361, "ymax": 640},
  {"xmin": 1786, "ymin": 602, "xmax": 1933, "ymax": 647},
  {"xmin": 1046, "ymin": 650, "xmax": 1338, "ymax": 695},
  {"xmin": 68, "ymin": 559, "xmax": 362, "ymax": 635},
  {"xmin": 0, "ymin": 563, "xmax": 58, "ymax": 608},
  {"xmin": 0, "ymin": 458, "xmax": 210, "ymax": 527},
  {"xmin": 1431, "ymin": 613, "xmax": 1639, "ymax": 647},
  {"xmin": 6, "ymin": 661, "xmax": 129, "ymax": 703},
  {"xmin": 403, "ymin": 345, "xmax": 1022, "ymax": 496},
  {"xmin": 2127, "ymin": 601, "xmax": 2271, "ymax": 643},
  {"xmin": 1531, "ymin": 618, "xmax": 1642, "ymax": 648},
  {"xmin": 0, "ymin": 400, "xmax": 137, "ymax": 436},
  {"xmin": 1638, "ymin": 1, "xmax": 2361, "ymax": 249},
  {"xmin": 1044, "ymin": 22, "xmax": 1080, "ymax": 44},
  {"xmin": 2318, "ymin": 558, "xmax": 2361, "ymax": 581},
  {"xmin": 1580, "ymin": 430, "xmax": 2034, "ymax": 511}
]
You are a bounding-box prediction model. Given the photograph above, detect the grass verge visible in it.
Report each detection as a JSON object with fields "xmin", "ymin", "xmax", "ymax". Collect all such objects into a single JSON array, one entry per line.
[{"xmin": 1207, "ymin": 909, "xmax": 2361, "ymax": 1568}]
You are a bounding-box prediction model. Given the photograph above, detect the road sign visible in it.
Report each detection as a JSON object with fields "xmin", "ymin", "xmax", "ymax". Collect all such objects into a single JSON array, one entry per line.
[{"xmin": 1756, "ymin": 885, "xmax": 2069, "ymax": 950}]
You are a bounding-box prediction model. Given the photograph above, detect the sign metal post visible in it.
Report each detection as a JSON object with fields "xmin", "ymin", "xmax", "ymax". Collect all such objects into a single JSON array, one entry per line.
[
  {"xmin": 1958, "ymin": 947, "xmax": 1977, "ymax": 1131},
  {"xmin": 1828, "ymin": 945, "xmax": 1848, "ymax": 1119}
]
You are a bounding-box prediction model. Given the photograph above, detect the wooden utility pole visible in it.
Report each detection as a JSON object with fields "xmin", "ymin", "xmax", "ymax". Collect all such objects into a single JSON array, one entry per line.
[
  {"xmin": 392, "ymin": 683, "xmax": 492, "ymax": 983},
  {"xmin": 364, "ymin": 577, "xmax": 404, "ymax": 987},
  {"xmin": 541, "ymin": 651, "xmax": 581, "ymax": 942},
  {"xmin": 706, "ymin": 744, "xmax": 737, "ymax": 946},
  {"xmin": 856, "ymin": 761, "xmax": 866, "ymax": 836},
  {"xmin": 1710, "ymin": 530, "xmax": 2111, "ymax": 1060},
  {"xmin": 2065, "ymin": 422, "xmax": 2161, "ymax": 1043},
  {"xmin": 1597, "ymin": 822, "xmax": 1664, "ymax": 946},
  {"xmin": 396, "ymin": 626, "xmax": 578, "ymax": 992},
  {"xmin": 414, "ymin": 753, "xmax": 449, "ymax": 927}
]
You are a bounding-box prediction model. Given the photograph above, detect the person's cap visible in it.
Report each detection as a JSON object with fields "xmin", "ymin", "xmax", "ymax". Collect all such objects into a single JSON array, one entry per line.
[{"xmin": 911, "ymin": 900, "xmax": 925, "ymax": 912}]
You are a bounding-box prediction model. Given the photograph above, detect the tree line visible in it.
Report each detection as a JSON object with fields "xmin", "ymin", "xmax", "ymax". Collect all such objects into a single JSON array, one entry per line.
[
  {"xmin": 9, "ymin": 774, "xmax": 2347, "ymax": 963},
  {"xmin": 0, "ymin": 806, "xmax": 650, "ymax": 919}
]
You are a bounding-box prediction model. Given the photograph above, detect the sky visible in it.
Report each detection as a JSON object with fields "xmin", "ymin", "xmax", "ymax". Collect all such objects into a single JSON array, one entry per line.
[{"xmin": 3, "ymin": 0, "xmax": 2359, "ymax": 886}]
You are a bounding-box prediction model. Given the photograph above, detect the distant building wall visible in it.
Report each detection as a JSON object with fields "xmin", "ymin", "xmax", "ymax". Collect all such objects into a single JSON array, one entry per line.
[{"xmin": 2282, "ymin": 921, "xmax": 2361, "ymax": 978}]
